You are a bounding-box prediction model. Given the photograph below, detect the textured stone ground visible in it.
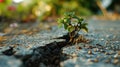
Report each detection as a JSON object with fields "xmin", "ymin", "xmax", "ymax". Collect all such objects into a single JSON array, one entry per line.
[
  {"xmin": 0, "ymin": 20, "xmax": 120, "ymax": 67},
  {"xmin": 61, "ymin": 20, "xmax": 120, "ymax": 67}
]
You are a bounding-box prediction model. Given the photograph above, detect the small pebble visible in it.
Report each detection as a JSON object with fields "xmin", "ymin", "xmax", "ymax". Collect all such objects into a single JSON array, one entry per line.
[
  {"xmin": 93, "ymin": 48, "xmax": 99, "ymax": 52},
  {"xmin": 76, "ymin": 46, "xmax": 82, "ymax": 50},
  {"xmin": 100, "ymin": 49, "xmax": 105, "ymax": 53},
  {"xmin": 118, "ymin": 51, "xmax": 120, "ymax": 55},
  {"xmin": 71, "ymin": 53, "xmax": 77, "ymax": 57},
  {"xmin": 85, "ymin": 45, "xmax": 94, "ymax": 49},
  {"xmin": 105, "ymin": 59, "xmax": 110, "ymax": 63},
  {"xmin": 113, "ymin": 59, "xmax": 119, "ymax": 64},
  {"xmin": 93, "ymin": 58, "xmax": 99, "ymax": 62},
  {"xmin": 88, "ymin": 58, "xmax": 99, "ymax": 63},
  {"xmin": 88, "ymin": 50, "xmax": 92, "ymax": 54},
  {"xmin": 114, "ymin": 54, "xmax": 119, "ymax": 59},
  {"xmin": 105, "ymin": 52, "xmax": 110, "ymax": 55},
  {"xmin": 100, "ymin": 38, "xmax": 104, "ymax": 40},
  {"xmin": 87, "ymin": 59, "xmax": 93, "ymax": 63}
]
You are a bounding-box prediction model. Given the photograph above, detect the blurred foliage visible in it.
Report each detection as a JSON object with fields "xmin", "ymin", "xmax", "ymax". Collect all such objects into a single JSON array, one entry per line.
[{"xmin": 0, "ymin": 0, "xmax": 99, "ymax": 22}]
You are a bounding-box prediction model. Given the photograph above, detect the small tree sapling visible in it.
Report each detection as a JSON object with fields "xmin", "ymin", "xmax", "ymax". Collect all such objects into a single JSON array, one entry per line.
[{"xmin": 58, "ymin": 12, "xmax": 88, "ymax": 43}]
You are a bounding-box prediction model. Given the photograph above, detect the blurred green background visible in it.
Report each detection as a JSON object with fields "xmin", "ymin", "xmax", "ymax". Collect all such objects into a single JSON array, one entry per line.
[{"xmin": 0, "ymin": 0, "xmax": 120, "ymax": 22}]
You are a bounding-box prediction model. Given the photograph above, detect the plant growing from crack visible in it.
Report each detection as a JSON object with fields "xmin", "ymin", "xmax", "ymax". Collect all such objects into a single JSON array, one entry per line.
[{"xmin": 58, "ymin": 12, "xmax": 88, "ymax": 43}]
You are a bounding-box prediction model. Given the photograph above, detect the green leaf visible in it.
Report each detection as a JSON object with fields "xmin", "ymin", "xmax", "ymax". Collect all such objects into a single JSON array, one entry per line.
[
  {"xmin": 82, "ymin": 26, "xmax": 88, "ymax": 33},
  {"xmin": 67, "ymin": 26, "xmax": 75, "ymax": 32},
  {"xmin": 64, "ymin": 24, "xmax": 67, "ymax": 30},
  {"xmin": 57, "ymin": 18, "xmax": 64, "ymax": 23},
  {"xmin": 79, "ymin": 18, "xmax": 84, "ymax": 21},
  {"xmin": 64, "ymin": 11, "xmax": 75, "ymax": 17},
  {"xmin": 82, "ymin": 22, "xmax": 88, "ymax": 26},
  {"xmin": 64, "ymin": 18, "xmax": 68, "ymax": 23}
]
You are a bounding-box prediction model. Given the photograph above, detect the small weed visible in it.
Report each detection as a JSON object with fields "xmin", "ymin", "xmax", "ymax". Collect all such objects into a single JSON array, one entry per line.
[{"xmin": 57, "ymin": 12, "xmax": 88, "ymax": 44}]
